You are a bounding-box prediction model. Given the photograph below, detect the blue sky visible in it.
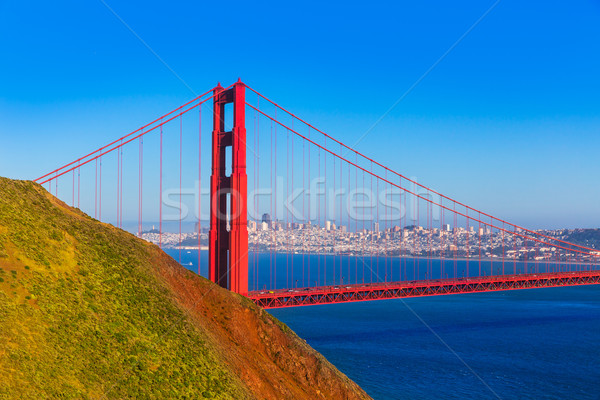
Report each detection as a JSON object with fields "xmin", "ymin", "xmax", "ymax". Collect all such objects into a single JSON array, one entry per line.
[{"xmin": 1, "ymin": 1, "xmax": 599, "ymax": 229}]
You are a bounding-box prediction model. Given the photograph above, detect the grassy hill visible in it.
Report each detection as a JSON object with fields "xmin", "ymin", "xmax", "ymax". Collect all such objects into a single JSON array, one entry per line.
[{"xmin": 0, "ymin": 178, "xmax": 370, "ymax": 399}]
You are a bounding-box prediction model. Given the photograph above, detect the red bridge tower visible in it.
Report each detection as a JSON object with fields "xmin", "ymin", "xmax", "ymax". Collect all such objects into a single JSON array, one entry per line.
[{"xmin": 208, "ymin": 80, "xmax": 248, "ymax": 295}]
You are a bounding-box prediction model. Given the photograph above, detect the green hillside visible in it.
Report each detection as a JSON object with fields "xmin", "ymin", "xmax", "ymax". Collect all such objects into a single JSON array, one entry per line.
[{"xmin": 0, "ymin": 178, "xmax": 369, "ymax": 399}]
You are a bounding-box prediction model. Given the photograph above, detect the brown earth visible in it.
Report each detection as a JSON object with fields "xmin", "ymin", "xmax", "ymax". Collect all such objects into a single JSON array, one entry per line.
[{"xmin": 151, "ymin": 248, "xmax": 370, "ymax": 400}]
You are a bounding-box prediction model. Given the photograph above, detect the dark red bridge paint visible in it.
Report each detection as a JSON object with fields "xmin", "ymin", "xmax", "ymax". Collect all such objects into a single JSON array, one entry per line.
[
  {"xmin": 208, "ymin": 80, "xmax": 249, "ymax": 295},
  {"xmin": 248, "ymin": 271, "xmax": 600, "ymax": 309}
]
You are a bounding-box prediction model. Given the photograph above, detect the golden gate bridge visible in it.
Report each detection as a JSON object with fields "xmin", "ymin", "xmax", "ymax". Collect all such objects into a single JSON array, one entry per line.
[{"xmin": 35, "ymin": 80, "xmax": 600, "ymax": 308}]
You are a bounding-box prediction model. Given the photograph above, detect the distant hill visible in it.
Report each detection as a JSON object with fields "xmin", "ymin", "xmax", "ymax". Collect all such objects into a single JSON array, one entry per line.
[
  {"xmin": 0, "ymin": 178, "xmax": 369, "ymax": 399},
  {"xmin": 560, "ymin": 229, "xmax": 600, "ymax": 250},
  {"xmin": 178, "ymin": 235, "xmax": 208, "ymax": 247}
]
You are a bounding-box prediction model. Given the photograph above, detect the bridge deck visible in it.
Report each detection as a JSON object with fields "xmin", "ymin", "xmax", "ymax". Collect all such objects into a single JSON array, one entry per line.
[{"xmin": 247, "ymin": 270, "xmax": 600, "ymax": 308}]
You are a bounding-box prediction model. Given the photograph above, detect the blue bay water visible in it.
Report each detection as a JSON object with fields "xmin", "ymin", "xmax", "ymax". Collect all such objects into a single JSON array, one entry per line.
[
  {"xmin": 164, "ymin": 249, "xmax": 594, "ymax": 292},
  {"xmin": 166, "ymin": 249, "xmax": 600, "ymax": 399}
]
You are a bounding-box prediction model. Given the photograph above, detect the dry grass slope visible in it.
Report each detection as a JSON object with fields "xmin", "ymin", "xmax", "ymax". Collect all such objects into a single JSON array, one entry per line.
[{"xmin": 0, "ymin": 177, "xmax": 370, "ymax": 400}]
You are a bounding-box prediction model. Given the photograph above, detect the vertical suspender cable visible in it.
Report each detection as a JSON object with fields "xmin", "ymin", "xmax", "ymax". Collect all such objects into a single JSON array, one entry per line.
[
  {"xmin": 198, "ymin": 107, "xmax": 202, "ymax": 275},
  {"xmin": 77, "ymin": 161, "xmax": 80, "ymax": 209},
  {"xmin": 141, "ymin": 138, "xmax": 143, "ymax": 236},
  {"xmin": 362, "ymin": 165, "xmax": 365, "ymax": 283},
  {"xmin": 291, "ymin": 123, "xmax": 294, "ymax": 287},
  {"xmin": 256, "ymin": 100, "xmax": 259, "ymax": 290},
  {"xmin": 479, "ymin": 211, "xmax": 482, "ymax": 277},
  {"xmin": 398, "ymin": 175, "xmax": 402, "ymax": 282},
  {"xmin": 254, "ymin": 100, "xmax": 258, "ymax": 290},
  {"xmin": 376, "ymin": 166, "xmax": 379, "ymax": 283},
  {"xmin": 99, "ymin": 156, "xmax": 102, "ymax": 221},
  {"xmin": 179, "ymin": 115, "xmax": 183, "ymax": 264},
  {"xmin": 118, "ymin": 145, "xmax": 121, "ymax": 228},
  {"xmin": 490, "ymin": 216, "xmax": 494, "ymax": 276},
  {"xmin": 270, "ymin": 119, "xmax": 274, "ymax": 289},
  {"xmin": 118, "ymin": 148, "xmax": 121, "ymax": 228},
  {"xmin": 139, "ymin": 136, "xmax": 143, "ymax": 237},
  {"xmin": 95, "ymin": 159, "xmax": 98, "ymax": 219},
  {"xmin": 331, "ymin": 150, "xmax": 337, "ymax": 285},
  {"xmin": 307, "ymin": 127, "xmax": 311, "ymax": 287},
  {"xmin": 502, "ymin": 221, "xmax": 505, "ymax": 275},
  {"xmin": 302, "ymin": 128, "xmax": 305, "ymax": 287},
  {"xmin": 466, "ymin": 208, "xmax": 469, "ymax": 278},
  {"xmin": 339, "ymin": 143, "xmax": 343, "ymax": 285},
  {"xmin": 274, "ymin": 110, "xmax": 277, "ymax": 289},
  {"xmin": 355, "ymin": 152, "xmax": 358, "ymax": 284},
  {"xmin": 324, "ymin": 136, "xmax": 327, "ymax": 285},
  {"xmin": 286, "ymin": 129, "xmax": 289, "ymax": 288},
  {"xmin": 120, "ymin": 142, "xmax": 124, "ymax": 228},
  {"xmin": 159, "ymin": 124, "xmax": 163, "ymax": 249},
  {"xmin": 453, "ymin": 202, "xmax": 457, "ymax": 279},
  {"xmin": 318, "ymin": 147, "xmax": 321, "ymax": 286}
]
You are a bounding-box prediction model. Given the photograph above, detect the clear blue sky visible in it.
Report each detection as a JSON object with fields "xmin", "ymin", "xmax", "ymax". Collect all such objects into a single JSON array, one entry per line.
[{"xmin": 1, "ymin": 1, "xmax": 599, "ymax": 229}]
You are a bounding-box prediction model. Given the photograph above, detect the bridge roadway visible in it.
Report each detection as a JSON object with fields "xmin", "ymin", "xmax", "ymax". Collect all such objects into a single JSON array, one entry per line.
[{"xmin": 248, "ymin": 270, "xmax": 600, "ymax": 308}]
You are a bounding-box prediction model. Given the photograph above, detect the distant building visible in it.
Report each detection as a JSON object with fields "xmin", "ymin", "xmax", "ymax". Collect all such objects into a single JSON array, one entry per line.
[
  {"xmin": 262, "ymin": 213, "xmax": 271, "ymax": 224},
  {"xmin": 248, "ymin": 220, "xmax": 257, "ymax": 232},
  {"xmin": 373, "ymin": 222, "xmax": 380, "ymax": 233},
  {"xmin": 325, "ymin": 220, "xmax": 331, "ymax": 231},
  {"xmin": 261, "ymin": 222, "xmax": 268, "ymax": 231},
  {"xmin": 443, "ymin": 224, "xmax": 451, "ymax": 232}
]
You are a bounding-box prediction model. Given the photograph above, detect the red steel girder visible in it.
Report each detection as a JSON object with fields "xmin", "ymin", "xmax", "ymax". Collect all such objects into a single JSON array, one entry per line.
[{"xmin": 247, "ymin": 271, "xmax": 600, "ymax": 309}]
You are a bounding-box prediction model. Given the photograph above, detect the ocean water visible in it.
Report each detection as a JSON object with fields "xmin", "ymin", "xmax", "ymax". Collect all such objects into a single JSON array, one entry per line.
[
  {"xmin": 166, "ymin": 249, "xmax": 600, "ymax": 399},
  {"xmin": 271, "ymin": 286, "xmax": 600, "ymax": 400}
]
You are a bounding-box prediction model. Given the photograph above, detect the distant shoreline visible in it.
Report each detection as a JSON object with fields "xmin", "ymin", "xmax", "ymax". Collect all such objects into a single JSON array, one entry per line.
[{"xmin": 164, "ymin": 247, "xmax": 597, "ymax": 266}]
